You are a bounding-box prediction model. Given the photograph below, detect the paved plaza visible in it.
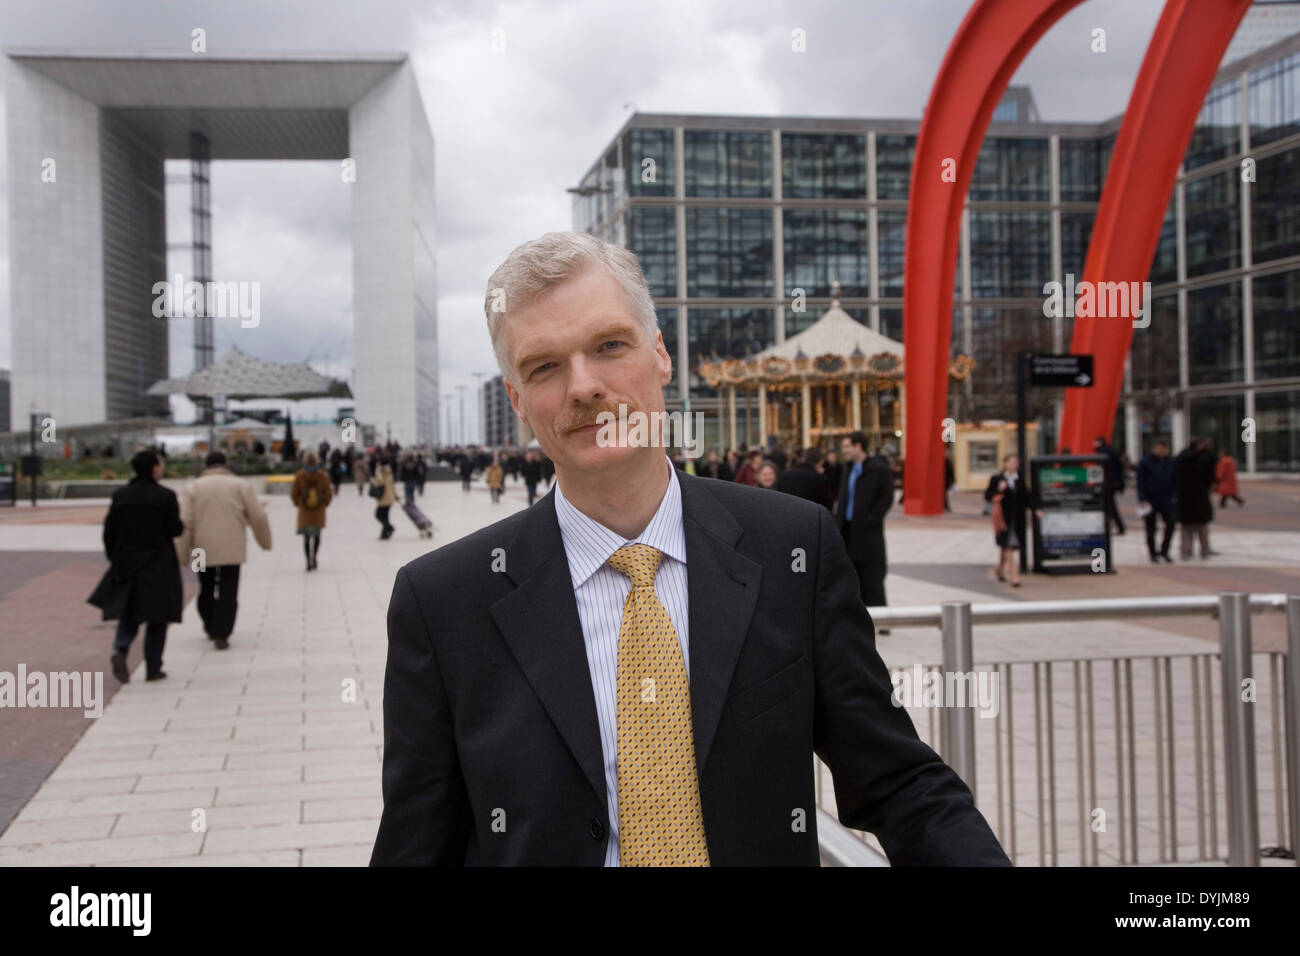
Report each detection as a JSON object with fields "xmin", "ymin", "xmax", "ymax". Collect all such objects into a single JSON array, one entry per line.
[{"xmin": 0, "ymin": 472, "xmax": 1296, "ymax": 866}]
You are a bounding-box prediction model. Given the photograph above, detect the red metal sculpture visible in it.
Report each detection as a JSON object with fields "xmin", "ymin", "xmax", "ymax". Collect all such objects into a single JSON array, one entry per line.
[{"xmin": 903, "ymin": 0, "xmax": 1251, "ymax": 514}]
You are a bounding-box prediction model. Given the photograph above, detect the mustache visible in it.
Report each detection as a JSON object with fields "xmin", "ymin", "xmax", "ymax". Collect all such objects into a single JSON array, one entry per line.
[{"xmin": 556, "ymin": 400, "xmax": 637, "ymax": 433}]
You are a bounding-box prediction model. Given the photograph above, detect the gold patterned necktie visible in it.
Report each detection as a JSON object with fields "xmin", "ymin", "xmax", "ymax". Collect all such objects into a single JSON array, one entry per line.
[{"xmin": 607, "ymin": 543, "xmax": 710, "ymax": 867}]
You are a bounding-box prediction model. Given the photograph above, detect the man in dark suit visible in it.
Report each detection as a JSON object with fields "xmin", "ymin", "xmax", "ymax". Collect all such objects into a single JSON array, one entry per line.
[
  {"xmin": 835, "ymin": 433, "xmax": 894, "ymax": 627},
  {"xmin": 775, "ymin": 446, "xmax": 832, "ymax": 510},
  {"xmin": 371, "ymin": 231, "xmax": 1008, "ymax": 867}
]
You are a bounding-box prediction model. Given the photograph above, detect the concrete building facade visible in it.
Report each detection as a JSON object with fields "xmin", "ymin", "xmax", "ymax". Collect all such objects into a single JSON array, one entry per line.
[{"xmin": 3, "ymin": 51, "xmax": 438, "ymax": 445}]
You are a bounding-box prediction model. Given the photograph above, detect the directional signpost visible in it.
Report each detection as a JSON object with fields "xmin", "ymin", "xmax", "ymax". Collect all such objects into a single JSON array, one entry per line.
[{"xmin": 1016, "ymin": 353, "xmax": 1095, "ymax": 573}]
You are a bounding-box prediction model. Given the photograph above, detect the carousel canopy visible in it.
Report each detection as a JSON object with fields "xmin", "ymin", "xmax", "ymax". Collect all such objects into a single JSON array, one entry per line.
[
  {"xmin": 695, "ymin": 289, "xmax": 974, "ymax": 388},
  {"xmin": 755, "ymin": 301, "xmax": 902, "ymax": 363},
  {"xmin": 147, "ymin": 346, "xmax": 353, "ymax": 401}
]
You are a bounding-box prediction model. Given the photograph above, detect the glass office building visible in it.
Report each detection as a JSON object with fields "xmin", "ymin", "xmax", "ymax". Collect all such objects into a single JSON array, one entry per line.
[{"xmin": 573, "ymin": 33, "xmax": 1300, "ymax": 472}]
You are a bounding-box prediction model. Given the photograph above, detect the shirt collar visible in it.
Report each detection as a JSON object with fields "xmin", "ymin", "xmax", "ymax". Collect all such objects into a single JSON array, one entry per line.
[{"xmin": 554, "ymin": 455, "xmax": 685, "ymax": 589}]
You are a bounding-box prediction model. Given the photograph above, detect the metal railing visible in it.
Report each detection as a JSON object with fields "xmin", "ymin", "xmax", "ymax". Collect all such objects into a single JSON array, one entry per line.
[{"xmin": 815, "ymin": 592, "xmax": 1299, "ymax": 867}]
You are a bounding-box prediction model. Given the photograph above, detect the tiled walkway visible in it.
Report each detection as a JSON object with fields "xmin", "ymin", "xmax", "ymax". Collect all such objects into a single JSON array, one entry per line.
[{"xmin": 0, "ymin": 474, "xmax": 1294, "ymax": 865}]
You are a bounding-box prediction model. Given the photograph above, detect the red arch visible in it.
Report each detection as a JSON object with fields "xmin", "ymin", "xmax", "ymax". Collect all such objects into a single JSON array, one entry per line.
[
  {"xmin": 903, "ymin": 0, "xmax": 1251, "ymax": 514},
  {"xmin": 902, "ymin": 0, "xmax": 1086, "ymax": 515},
  {"xmin": 1060, "ymin": 0, "xmax": 1252, "ymax": 453}
]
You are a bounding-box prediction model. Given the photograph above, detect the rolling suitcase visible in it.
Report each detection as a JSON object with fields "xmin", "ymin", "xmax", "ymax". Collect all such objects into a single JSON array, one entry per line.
[{"xmin": 402, "ymin": 500, "xmax": 434, "ymax": 539}]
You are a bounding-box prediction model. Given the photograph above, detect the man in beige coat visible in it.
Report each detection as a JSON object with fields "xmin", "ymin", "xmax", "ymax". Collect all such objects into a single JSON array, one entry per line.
[{"xmin": 175, "ymin": 451, "xmax": 273, "ymax": 649}]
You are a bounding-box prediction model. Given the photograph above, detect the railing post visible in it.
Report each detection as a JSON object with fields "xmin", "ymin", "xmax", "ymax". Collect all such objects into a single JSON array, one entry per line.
[
  {"xmin": 1285, "ymin": 595, "xmax": 1300, "ymax": 867},
  {"xmin": 1219, "ymin": 591, "xmax": 1259, "ymax": 866},
  {"xmin": 941, "ymin": 601, "xmax": 976, "ymax": 798}
]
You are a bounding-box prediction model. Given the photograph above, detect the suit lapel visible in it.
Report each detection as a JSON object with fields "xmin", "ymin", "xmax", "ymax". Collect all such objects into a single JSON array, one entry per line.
[
  {"xmin": 678, "ymin": 472, "xmax": 763, "ymax": 774},
  {"xmin": 488, "ymin": 488, "xmax": 607, "ymax": 803}
]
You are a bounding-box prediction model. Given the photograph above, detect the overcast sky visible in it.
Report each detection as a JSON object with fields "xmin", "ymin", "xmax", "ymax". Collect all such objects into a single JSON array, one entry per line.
[{"xmin": 0, "ymin": 0, "xmax": 1170, "ymax": 437}]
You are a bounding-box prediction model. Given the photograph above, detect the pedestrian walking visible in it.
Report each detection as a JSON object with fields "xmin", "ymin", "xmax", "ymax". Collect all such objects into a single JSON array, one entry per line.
[
  {"xmin": 400, "ymin": 454, "xmax": 419, "ymax": 507},
  {"xmin": 1093, "ymin": 436, "xmax": 1127, "ymax": 535},
  {"xmin": 521, "ymin": 449, "xmax": 542, "ymax": 506},
  {"xmin": 1215, "ymin": 450, "xmax": 1244, "ymax": 507},
  {"xmin": 836, "ymin": 432, "xmax": 894, "ymax": 632},
  {"xmin": 371, "ymin": 459, "xmax": 397, "ymax": 539},
  {"xmin": 734, "ymin": 449, "xmax": 762, "ymax": 486},
  {"xmin": 416, "ymin": 453, "xmax": 428, "ymax": 497},
  {"xmin": 1136, "ymin": 440, "xmax": 1177, "ymax": 563},
  {"xmin": 291, "ymin": 452, "xmax": 333, "ymax": 570},
  {"xmin": 88, "ymin": 450, "xmax": 183, "ymax": 683},
  {"xmin": 984, "ymin": 454, "xmax": 1037, "ymax": 587},
  {"xmin": 176, "ymin": 451, "xmax": 272, "ymax": 648},
  {"xmin": 1175, "ymin": 438, "xmax": 1217, "ymax": 558},
  {"xmin": 486, "ymin": 456, "xmax": 504, "ymax": 503},
  {"xmin": 328, "ymin": 451, "xmax": 344, "ymax": 495},
  {"xmin": 943, "ymin": 451, "xmax": 956, "ymax": 513},
  {"xmin": 458, "ymin": 452, "xmax": 474, "ymax": 492},
  {"xmin": 353, "ymin": 455, "xmax": 371, "ymax": 496}
]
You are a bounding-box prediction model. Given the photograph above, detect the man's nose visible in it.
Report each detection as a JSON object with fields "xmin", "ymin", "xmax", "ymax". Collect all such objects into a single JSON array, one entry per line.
[{"xmin": 566, "ymin": 354, "xmax": 605, "ymax": 403}]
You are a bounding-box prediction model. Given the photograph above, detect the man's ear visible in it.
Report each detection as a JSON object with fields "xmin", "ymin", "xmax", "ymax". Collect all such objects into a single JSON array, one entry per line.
[{"xmin": 505, "ymin": 379, "xmax": 529, "ymax": 431}]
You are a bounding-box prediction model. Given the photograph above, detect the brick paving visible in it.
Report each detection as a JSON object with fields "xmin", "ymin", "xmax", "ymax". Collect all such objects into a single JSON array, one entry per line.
[{"xmin": 0, "ymin": 470, "xmax": 1294, "ymax": 866}]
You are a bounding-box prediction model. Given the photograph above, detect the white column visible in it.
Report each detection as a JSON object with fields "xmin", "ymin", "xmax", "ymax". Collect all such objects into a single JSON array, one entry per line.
[
  {"xmin": 727, "ymin": 386, "xmax": 737, "ymax": 450},
  {"xmin": 801, "ymin": 382, "xmax": 812, "ymax": 448}
]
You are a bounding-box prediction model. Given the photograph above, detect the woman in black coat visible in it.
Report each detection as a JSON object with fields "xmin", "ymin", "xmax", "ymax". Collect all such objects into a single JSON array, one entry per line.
[
  {"xmin": 89, "ymin": 449, "xmax": 184, "ymax": 683},
  {"xmin": 984, "ymin": 454, "xmax": 1031, "ymax": 586}
]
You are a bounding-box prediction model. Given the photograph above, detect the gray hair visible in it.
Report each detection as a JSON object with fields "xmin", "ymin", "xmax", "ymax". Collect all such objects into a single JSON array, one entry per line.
[{"xmin": 484, "ymin": 231, "xmax": 659, "ymax": 387}]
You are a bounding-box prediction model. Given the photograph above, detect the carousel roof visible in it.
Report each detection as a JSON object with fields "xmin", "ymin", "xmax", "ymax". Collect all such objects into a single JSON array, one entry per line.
[{"xmin": 753, "ymin": 300, "xmax": 903, "ymax": 362}]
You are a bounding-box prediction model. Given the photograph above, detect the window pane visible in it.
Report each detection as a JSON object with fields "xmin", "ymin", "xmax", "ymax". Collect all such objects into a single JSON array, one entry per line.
[
  {"xmin": 970, "ymin": 211, "xmax": 1051, "ymax": 298},
  {"xmin": 969, "ymin": 306, "xmax": 1055, "ymax": 420},
  {"xmin": 1189, "ymin": 393, "xmax": 1245, "ymax": 466},
  {"xmin": 657, "ymin": 307, "xmax": 679, "ymax": 401},
  {"xmin": 1253, "ymin": 270, "xmax": 1300, "ymax": 380},
  {"xmin": 876, "ymin": 134, "xmax": 915, "ymax": 200},
  {"xmin": 627, "ymin": 206, "xmax": 676, "ymax": 297},
  {"xmin": 1184, "ymin": 171, "xmax": 1240, "ymax": 277},
  {"xmin": 687, "ymin": 308, "xmax": 775, "ymax": 397},
  {"xmin": 684, "ymin": 131, "xmax": 771, "ymax": 197},
  {"xmin": 1060, "ymin": 212, "xmax": 1094, "ymax": 282},
  {"xmin": 1150, "ymin": 199, "xmax": 1177, "ymax": 286},
  {"xmin": 1249, "ymin": 51, "xmax": 1300, "ymax": 148},
  {"xmin": 625, "ymin": 129, "xmax": 675, "ymax": 198},
  {"xmin": 1186, "ymin": 81, "xmax": 1240, "ymax": 170},
  {"xmin": 877, "ymin": 210, "xmax": 906, "ymax": 297},
  {"xmin": 1255, "ymin": 390, "xmax": 1300, "ymax": 471},
  {"xmin": 970, "ymin": 137, "xmax": 1050, "ymax": 202},
  {"xmin": 1251, "ymin": 147, "xmax": 1300, "ymax": 263},
  {"xmin": 1186, "ymin": 282, "xmax": 1243, "ymax": 385},
  {"xmin": 781, "ymin": 133, "xmax": 866, "ymax": 199},
  {"xmin": 1129, "ymin": 296, "xmax": 1180, "ymax": 391},
  {"xmin": 782, "ymin": 208, "xmax": 868, "ymax": 298},
  {"xmin": 1059, "ymin": 138, "xmax": 1101, "ymax": 202},
  {"xmin": 685, "ymin": 208, "xmax": 773, "ymax": 297}
]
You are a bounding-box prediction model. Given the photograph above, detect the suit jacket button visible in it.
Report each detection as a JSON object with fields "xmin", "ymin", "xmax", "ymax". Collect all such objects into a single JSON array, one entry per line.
[{"xmin": 589, "ymin": 818, "xmax": 605, "ymax": 840}]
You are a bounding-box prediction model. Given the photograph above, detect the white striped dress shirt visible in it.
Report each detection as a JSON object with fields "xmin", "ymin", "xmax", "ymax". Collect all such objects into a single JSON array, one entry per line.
[{"xmin": 552, "ymin": 455, "xmax": 690, "ymax": 867}]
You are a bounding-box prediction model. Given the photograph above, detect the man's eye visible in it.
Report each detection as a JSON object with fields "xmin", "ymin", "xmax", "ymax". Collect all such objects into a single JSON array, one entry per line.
[
  {"xmin": 600, "ymin": 341, "xmax": 623, "ymax": 351},
  {"xmin": 530, "ymin": 362, "xmax": 554, "ymax": 377}
]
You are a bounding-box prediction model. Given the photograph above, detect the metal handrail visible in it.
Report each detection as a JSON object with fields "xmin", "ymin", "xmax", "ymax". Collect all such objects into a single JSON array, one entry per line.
[
  {"xmin": 817, "ymin": 809, "xmax": 890, "ymax": 866},
  {"xmin": 868, "ymin": 592, "xmax": 1291, "ymax": 628}
]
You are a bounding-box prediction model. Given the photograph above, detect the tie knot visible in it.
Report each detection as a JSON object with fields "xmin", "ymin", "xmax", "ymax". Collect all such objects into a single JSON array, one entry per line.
[{"xmin": 607, "ymin": 543, "xmax": 663, "ymax": 588}]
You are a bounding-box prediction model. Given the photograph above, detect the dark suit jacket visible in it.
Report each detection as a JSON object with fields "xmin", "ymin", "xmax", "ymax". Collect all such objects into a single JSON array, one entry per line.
[
  {"xmin": 371, "ymin": 469, "xmax": 1008, "ymax": 866},
  {"xmin": 835, "ymin": 459, "xmax": 893, "ymax": 566},
  {"xmin": 775, "ymin": 462, "xmax": 832, "ymax": 510}
]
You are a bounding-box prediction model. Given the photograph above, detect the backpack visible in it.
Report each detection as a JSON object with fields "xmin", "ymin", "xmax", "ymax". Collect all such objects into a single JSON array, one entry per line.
[{"xmin": 305, "ymin": 482, "xmax": 320, "ymax": 510}]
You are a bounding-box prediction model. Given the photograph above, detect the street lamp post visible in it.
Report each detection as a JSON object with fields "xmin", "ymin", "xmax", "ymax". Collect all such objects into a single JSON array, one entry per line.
[
  {"xmin": 471, "ymin": 371, "xmax": 486, "ymax": 445},
  {"xmin": 456, "ymin": 385, "xmax": 468, "ymax": 449}
]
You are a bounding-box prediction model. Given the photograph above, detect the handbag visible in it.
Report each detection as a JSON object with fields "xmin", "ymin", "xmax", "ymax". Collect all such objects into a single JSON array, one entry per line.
[
  {"xmin": 368, "ymin": 480, "xmax": 384, "ymax": 500},
  {"xmin": 991, "ymin": 493, "xmax": 1007, "ymax": 534}
]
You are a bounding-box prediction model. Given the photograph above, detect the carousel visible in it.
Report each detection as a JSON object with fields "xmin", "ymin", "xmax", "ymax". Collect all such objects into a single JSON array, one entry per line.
[{"xmin": 694, "ymin": 282, "xmax": 975, "ymax": 452}]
